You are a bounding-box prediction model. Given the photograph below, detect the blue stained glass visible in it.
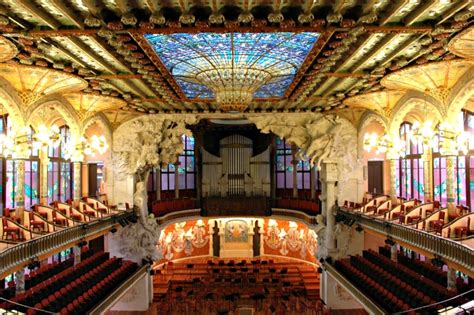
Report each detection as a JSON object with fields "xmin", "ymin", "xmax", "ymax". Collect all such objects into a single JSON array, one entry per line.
[{"xmin": 145, "ymin": 32, "xmax": 319, "ymax": 99}]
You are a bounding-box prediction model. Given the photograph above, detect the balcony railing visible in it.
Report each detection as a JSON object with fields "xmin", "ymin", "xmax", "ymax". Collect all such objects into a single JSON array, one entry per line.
[
  {"xmin": 0, "ymin": 210, "xmax": 133, "ymax": 278},
  {"xmin": 338, "ymin": 208, "xmax": 474, "ymax": 274}
]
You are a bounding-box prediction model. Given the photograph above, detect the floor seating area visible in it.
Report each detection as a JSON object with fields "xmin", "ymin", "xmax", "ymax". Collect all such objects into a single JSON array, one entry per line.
[
  {"xmin": 335, "ymin": 248, "xmax": 470, "ymax": 313},
  {"xmin": 0, "ymin": 249, "xmax": 138, "ymax": 315},
  {"xmin": 275, "ymin": 198, "xmax": 320, "ymax": 215},
  {"xmin": 153, "ymin": 257, "xmax": 321, "ymax": 314},
  {"xmin": 151, "ymin": 198, "xmax": 197, "ymax": 217}
]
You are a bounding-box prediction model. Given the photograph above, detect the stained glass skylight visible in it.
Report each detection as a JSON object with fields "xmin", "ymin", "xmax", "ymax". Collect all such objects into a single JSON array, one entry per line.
[{"xmin": 145, "ymin": 32, "xmax": 320, "ymax": 100}]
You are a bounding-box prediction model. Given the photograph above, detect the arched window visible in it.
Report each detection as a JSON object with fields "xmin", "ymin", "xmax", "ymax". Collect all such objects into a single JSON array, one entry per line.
[
  {"xmin": 275, "ymin": 138, "xmax": 293, "ymax": 192},
  {"xmin": 47, "ymin": 126, "xmax": 73, "ymax": 204},
  {"xmin": 398, "ymin": 122, "xmax": 424, "ymax": 201},
  {"xmin": 152, "ymin": 135, "xmax": 196, "ymax": 199}
]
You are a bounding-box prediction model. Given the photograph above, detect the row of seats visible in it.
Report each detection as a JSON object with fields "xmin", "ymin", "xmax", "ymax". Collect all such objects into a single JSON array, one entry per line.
[
  {"xmin": 151, "ymin": 198, "xmax": 196, "ymax": 217},
  {"xmin": 2, "ymin": 251, "xmax": 137, "ymax": 314},
  {"xmin": 275, "ymin": 198, "xmax": 320, "ymax": 215}
]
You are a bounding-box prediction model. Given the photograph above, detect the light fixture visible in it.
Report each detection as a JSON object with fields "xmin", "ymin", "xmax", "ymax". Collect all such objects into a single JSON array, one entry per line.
[
  {"xmin": 63, "ymin": 135, "xmax": 108, "ymax": 161},
  {"xmin": 363, "ymin": 133, "xmax": 407, "ymax": 158}
]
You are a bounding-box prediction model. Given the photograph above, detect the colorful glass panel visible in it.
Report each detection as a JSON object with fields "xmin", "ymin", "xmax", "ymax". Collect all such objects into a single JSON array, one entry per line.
[{"xmin": 145, "ymin": 32, "xmax": 319, "ymax": 99}]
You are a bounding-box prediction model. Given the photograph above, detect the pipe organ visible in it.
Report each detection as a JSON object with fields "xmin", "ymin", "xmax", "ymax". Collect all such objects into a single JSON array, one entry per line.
[{"xmin": 202, "ymin": 134, "xmax": 270, "ymax": 197}]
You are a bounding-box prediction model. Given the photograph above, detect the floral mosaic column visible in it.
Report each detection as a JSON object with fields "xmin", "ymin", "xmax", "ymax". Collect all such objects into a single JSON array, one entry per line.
[
  {"xmin": 423, "ymin": 149, "xmax": 433, "ymax": 202},
  {"xmin": 321, "ymin": 162, "xmax": 338, "ymax": 253},
  {"xmin": 40, "ymin": 154, "xmax": 49, "ymax": 206},
  {"xmin": 446, "ymin": 156, "xmax": 457, "ymax": 219},
  {"xmin": 389, "ymin": 159, "xmax": 398, "ymax": 204},
  {"xmin": 447, "ymin": 268, "xmax": 457, "ymax": 292},
  {"xmin": 15, "ymin": 269, "xmax": 25, "ymax": 293},
  {"xmin": 73, "ymin": 162, "xmax": 82, "ymax": 205},
  {"xmin": 14, "ymin": 160, "xmax": 25, "ymax": 224}
]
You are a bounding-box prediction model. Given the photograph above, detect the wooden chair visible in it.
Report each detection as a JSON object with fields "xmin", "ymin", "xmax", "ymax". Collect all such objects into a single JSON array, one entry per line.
[{"xmin": 2, "ymin": 217, "xmax": 21, "ymax": 241}]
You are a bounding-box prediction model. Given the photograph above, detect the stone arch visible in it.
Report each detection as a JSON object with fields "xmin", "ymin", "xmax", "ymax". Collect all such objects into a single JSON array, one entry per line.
[
  {"xmin": 0, "ymin": 77, "xmax": 26, "ymax": 129},
  {"xmin": 388, "ymin": 91, "xmax": 444, "ymax": 137},
  {"xmin": 82, "ymin": 113, "xmax": 113, "ymax": 157},
  {"xmin": 357, "ymin": 110, "xmax": 388, "ymax": 158},
  {"xmin": 446, "ymin": 69, "xmax": 474, "ymax": 121},
  {"xmin": 26, "ymin": 94, "xmax": 81, "ymax": 143}
]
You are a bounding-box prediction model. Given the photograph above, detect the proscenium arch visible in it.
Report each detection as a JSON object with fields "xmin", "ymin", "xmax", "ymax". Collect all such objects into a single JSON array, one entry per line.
[
  {"xmin": 26, "ymin": 94, "xmax": 82, "ymax": 143},
  {"xmin": 0, "ymin": 77, "xmax": 27, "ymax": 129},
  {"xmin": 388, "ymin": 91, "xmax": 444, "ymax": 137}
]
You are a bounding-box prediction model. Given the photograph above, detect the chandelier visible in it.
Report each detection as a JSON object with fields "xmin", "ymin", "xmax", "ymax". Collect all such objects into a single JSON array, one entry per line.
[
  {"xmin": 363, "ymin": 133, "xmax": 407, "ymax": 158},
  {"xmin": 0, "ymin": 125, "xmax": 61, "ymax": 158},
  {"xmin": 63, "ymin": 135, "xmax": 108, "ymax": 161},
  {"xmin": 196, "ymin": 64, "xmax": 272, "ymax": 112}
]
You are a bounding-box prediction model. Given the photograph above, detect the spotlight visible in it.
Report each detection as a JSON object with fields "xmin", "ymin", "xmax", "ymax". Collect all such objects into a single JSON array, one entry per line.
[
  {"xmin": 317, "ymin": 267, "xmax": 323, "ymax": 274},
  {"xmin": 384, "ymin": 221, "xmax": 391, "ymax": 228},
  {"xmin": 355, "ymin": 225, "xmax": 363, "ymax": 232},
  {"xmin": 110, "ymin": 227, "xmax": 117, "ymax": 234}
]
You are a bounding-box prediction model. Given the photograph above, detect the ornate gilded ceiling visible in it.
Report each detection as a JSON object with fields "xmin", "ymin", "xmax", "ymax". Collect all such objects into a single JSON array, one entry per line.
[{"xmin": 0, "ymin": 0, "xmax": 471, "ymax": 127}]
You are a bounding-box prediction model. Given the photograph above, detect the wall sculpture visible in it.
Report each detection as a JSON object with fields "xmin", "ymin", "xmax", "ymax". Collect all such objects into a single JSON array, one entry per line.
[{"xmin": 112, "ymin": 114, "xmax": 199, "ymax": 263}]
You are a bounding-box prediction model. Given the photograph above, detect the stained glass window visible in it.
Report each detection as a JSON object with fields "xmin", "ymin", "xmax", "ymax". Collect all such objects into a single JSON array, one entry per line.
[
  {"xmin": 48, "ymin": 126, "xmax": 73, "ymax": 203},
  {"xmin": 24, "ymin": 161, "xmax": 39, "ymax": 210},
  {"xmin": 161, "ymin": 136, "xmax": 195, "ymax": 193},
  {"xmin": 433, "ymin": 157, "xmax": 448, "ymax": 206},
  {"xmin": 145, "ymin": 32, "xmax": 319, "ymax": 99},
  {"xmin": 398, "ymin": 122, "xmax": 422, "ymax": 201},
  {"xmin": 276, "ymin": 138, "xmax": 293, "ymax": 190}
]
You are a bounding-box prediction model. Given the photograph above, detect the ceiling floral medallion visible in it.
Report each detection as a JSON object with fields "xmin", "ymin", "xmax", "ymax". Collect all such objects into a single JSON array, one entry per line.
[
  {"xmin": 63, "ymin": 93, "xmax": 127, "ymax": 121},
  {"xmin": 0, "ymin": 64, "xmax": 87, "ymax": 106},
  {"xmin": 448, "ymin": 26, "xmax": 474, "ymax": 59},
  {"xmin": 0, "ymin": 36, "xmax": 17, "ymax": 62},
  {"xmin": 145, "ymin": 32, "xmax": 319, "ymax": 112}
]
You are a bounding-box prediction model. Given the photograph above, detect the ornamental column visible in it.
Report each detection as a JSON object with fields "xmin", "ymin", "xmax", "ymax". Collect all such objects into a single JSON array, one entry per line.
[
  {"xmin": 389, "ymin": 160, "xmax": 398, "ymax": 204},
  {"xmin": 73, "ymin": 162, "xmax": 82, "ymax": 206},
  {"xmin": 321, "ymin": 161, "xmax": 338, "ymax": 254},
  {"xmin": 422, "ymin": 148, "xmax": 433, "ymax": 202},
  {"xmin": 441, "ymin": 135, "xmax": 458, "ymax": 221},
  {"xmin": 447, "ymin": 268, "xmax": 457, "ymax": 292},
  {"xmin": 15, "ymin": 269, "xmax": 25, "ymax": 294},
  {"xmin": 39, "ymin": 148, "xmax": 50, "ymax": 206},
  {"xmin": 14, "ymin": 143, "xmax": 29, "ymax": 224}
]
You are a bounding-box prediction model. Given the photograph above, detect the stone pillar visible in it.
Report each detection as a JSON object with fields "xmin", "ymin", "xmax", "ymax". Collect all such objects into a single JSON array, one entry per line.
[
  {"xmin": 174, "ymin": 162, "xmax": 179, "ymax": 199},
  {"xmin": 73, "ymin": 245, "xmax": 81, "ymax": 265},
  {"xmin": 156, "ymin": 168, "xmax": 161, "ymax": 201},
  {"xmin": 14, "ymin": 159, "xmax": 26, "ymax": 224},
  {"xmin": 292, "ymin": 146, "xmax": 298, "ymax": 198},
  {"xmin": 389, "ymin": 159, "xmax": 398, "ymax": 205},
  {"xmin": 390, "ymin": 244, "xmax": 398, "ymax": 262},
  {"xmin": 321, "ymin": 162, "xmax": 338, "ymax": 254},
  {"xmin": 422, "ymin": 148, "xmax": 433, "ymax": 202},
  {"xmin": 15, "ymin": 269, "xmax": 25, "ymax": 294},
  {"xmin": 447, "ymin": 268, "xmax": 457, "ymax": 292},
  {"xmin": 310, "ymin": 166, "xmax": 316, "ymax": 200},
  {"xmin": 40, "ymin": 149, "xmax": 50, "ymax": 206},
  {"xmin": 73, "ymin": 162, "xmax": 82, "ymax": 206},
  {"xmin": 446, "ymin": 155, "xmax": 457, "ymax": 220}
]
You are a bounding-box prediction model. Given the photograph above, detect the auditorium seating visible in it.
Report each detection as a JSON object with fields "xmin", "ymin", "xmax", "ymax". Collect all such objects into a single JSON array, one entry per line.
[
  {"xmin": 151, "ymin": 198, "xmax": 196, "ymax": 217},
  {"xmin": 334, "ymin": 248, "xmax": 470, "ymax": 313},
  {"xmin": 154, "ymin": 258, "xmax": 321, "ymax": 314},
  {"xmin": 1, "ymin": 250, "xmax": 138, "ymax": 314}
]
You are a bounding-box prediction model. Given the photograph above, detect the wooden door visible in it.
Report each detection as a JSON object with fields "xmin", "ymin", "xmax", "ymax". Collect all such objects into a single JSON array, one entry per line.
[
  {"xmin": 368, "ymin": 161, "xmax": 384, "ymax": 195},
  {"xmin": 88, "ymin": 163, "xmax": 98, "ymax": 197}
]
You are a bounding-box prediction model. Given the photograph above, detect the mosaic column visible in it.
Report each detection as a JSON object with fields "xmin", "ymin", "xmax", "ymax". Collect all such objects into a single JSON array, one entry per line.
[
  {"xmin": 15, "ymin": 269, "xmax": 25, "ymax": 294},
  {"xmin": 390, "ymin": 244, "xmax": 398, "ymax": 262},
  {"xmin": 39, "ymin": 149, "xmax": 50, "ymax": 206},
  {"xmin": 14, "ymin": 160, "xmax": 25, "ymax": 224},
  {"xmin": 389, "ymin": 159, "xmax": 398, "ymax": 205},
  {"xmin": 73, "ymin": 162, "xmax": 82, "ymax": 205},
  {"xmin": 447, "ymin": 268, "xmax": 457, "ymax": 292},
  {"xmin": 422, "ymin": 148, "xmax": 433, "ymax": 202},
  {"xmin": 73, "ymin": 245, "xmax": 81, "ymax": 265},
  {"xmin": 446, "ymin": 156, "xmax": 457, "ymax": 220}
]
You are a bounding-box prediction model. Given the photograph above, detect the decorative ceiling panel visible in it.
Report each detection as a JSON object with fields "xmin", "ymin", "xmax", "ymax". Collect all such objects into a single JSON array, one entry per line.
[{"xmin": 144, "ymin": 32, "xmax": 320, "ymax": 100}]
